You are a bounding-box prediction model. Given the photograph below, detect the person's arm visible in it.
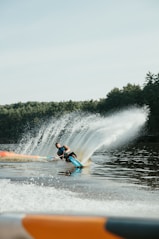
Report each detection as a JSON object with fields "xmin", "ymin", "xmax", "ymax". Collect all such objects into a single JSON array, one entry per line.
[{"xmin": 63, "ymin": 145, "xmax": 70, "ymax": 153}]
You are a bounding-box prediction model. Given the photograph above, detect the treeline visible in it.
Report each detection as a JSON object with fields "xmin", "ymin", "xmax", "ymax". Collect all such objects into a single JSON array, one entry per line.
[{"xmin": 0, "ymin": 72, "xmax": 159, "ymax": 143}]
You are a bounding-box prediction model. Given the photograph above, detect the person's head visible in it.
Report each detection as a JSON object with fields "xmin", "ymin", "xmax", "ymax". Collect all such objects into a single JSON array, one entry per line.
[{"xmin": 55, "ymin": 142, "xmax": 61, "ymax": 148}]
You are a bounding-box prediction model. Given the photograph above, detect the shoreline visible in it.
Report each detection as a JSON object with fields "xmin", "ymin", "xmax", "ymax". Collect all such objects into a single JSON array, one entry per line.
[{"xmin": 136, "ymin": 135, "xmax": 159, "ymax": 143}]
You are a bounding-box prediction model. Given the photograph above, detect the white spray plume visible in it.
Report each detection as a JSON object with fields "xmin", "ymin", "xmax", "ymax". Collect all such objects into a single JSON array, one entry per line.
[{"xmin": 17, "ymin": 106, "xmax": 149, "ymax": 164}]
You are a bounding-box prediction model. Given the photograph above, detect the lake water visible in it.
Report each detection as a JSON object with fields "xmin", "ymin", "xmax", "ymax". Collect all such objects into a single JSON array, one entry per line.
[
  {"xmin": 1, "ymin": 142, "xmax": 159, "ymax": 218},
  {"xmin": 1, "ymin": 108, "xmax": 159, "ymax": 219}
]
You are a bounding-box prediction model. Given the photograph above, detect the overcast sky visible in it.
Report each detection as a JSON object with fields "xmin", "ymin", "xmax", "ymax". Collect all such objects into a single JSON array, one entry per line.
[{"xmin": 0, "ymin": 0, "xmax": 159, "ymax": 105}]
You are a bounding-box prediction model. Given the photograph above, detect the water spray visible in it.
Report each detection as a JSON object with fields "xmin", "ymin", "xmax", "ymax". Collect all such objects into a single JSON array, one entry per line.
[{"xmin": 16, "ymin": 107, "xmax": 148, "ymax": 165}]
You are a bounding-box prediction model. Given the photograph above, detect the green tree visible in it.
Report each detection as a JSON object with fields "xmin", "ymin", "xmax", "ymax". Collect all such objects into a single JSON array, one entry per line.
[{"xmin": 143, "ymin": 72, "xmax": 159, "ymax": 134}]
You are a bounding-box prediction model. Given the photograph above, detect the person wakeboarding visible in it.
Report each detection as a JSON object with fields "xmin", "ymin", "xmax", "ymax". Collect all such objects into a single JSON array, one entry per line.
[{"xmin": 55, "ymin": 143, "xmax": 77, "ymax": 162}]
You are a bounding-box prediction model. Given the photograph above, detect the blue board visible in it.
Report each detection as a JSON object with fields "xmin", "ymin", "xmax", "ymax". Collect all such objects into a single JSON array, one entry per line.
[{"xmin": 68, "ymin": 156, "xmax": 83, "ymax": 168}]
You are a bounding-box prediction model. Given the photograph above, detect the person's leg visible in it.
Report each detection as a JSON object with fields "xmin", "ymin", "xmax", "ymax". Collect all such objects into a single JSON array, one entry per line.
[
  {"xmin": 65, "ymin": 153, "xmax": 71, "ymax": 162},
  {"xmin": 69, "ymin": 152, "xmax": 77, "ymax": 158}
]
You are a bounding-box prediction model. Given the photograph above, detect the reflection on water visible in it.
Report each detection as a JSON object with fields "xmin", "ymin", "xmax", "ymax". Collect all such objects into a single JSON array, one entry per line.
[{"xmin": 92, "ymin": 143, "xmax": 159, "ymax": 189}]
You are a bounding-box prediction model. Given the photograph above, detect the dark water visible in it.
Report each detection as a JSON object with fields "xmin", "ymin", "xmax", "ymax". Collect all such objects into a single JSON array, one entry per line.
[{"xmin": 92, "ymin": 143, "xmax": 159, "ymax": 189}]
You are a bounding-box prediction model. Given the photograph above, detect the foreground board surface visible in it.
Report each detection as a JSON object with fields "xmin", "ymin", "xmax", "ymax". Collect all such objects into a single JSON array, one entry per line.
[{"xmin": 0, "ymin": 213, "xmax": 159, "ymax": 239}]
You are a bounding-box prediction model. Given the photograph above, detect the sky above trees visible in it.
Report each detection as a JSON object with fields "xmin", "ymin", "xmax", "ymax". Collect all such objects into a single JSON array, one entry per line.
[{"xmin": 1, "ymin": 0, "xmax": 159, "ymax": 104}]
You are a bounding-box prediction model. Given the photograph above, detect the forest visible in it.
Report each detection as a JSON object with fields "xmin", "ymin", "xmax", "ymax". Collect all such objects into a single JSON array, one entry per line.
[{"xmin": 0, "ymin": 72, "xmax": 159, "ymax": 143}]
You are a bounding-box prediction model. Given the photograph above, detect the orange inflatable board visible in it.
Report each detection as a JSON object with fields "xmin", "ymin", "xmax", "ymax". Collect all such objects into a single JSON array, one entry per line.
[
  {"xmin": 0, "ymin": 213, "xmax": 159, "ymax": 239},
  {"xmin": 0, "ymin": 151, "xmax": 47, "ymax": 161},
  {"xmin": 0, "ymin": 151, "xmax": 83, "ymax": 167}
]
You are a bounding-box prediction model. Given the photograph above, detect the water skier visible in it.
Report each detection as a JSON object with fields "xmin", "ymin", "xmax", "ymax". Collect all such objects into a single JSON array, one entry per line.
[{"xmin": 55, "ymin": 143, "xmax": 77, "ymax": 162}]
